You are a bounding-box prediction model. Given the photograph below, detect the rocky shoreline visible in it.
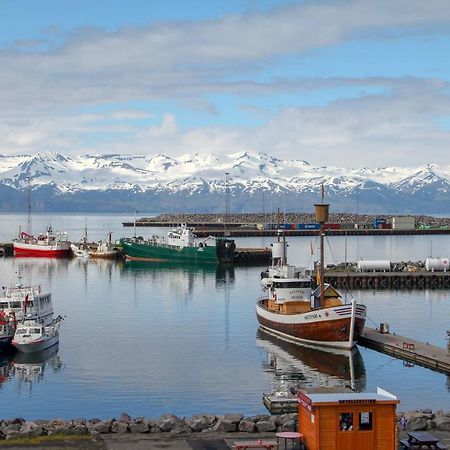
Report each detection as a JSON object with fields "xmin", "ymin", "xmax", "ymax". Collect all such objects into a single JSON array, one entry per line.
[{"xmin": 0, "ymin": 410, "xmax": 449, "ymax": 440}]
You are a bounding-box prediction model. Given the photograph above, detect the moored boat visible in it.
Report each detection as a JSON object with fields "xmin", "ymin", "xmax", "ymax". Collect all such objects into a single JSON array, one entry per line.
[
  {"xmin": 256, "ymin": 203, "xmax": 366, "ymax": 350},
  {"xmin": 13, "ymin": 226, "xmax": 71, "ymax": 257},
  {"xmin": 0, "ymin": 270, "xmax": 54, "ymax": 348},
  {"xmin": 120, "ymin": 224, "xmax": 235, "ymax": 263},
  {"xmin": 12, "ymin": 316, "xmax": 62, "ymax": 353}
]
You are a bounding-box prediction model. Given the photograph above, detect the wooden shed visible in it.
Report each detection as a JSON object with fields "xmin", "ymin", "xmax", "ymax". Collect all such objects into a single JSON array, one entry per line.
[{"xmin": 298, "ymin": 387, "xmax": 399, "ymax": 450}]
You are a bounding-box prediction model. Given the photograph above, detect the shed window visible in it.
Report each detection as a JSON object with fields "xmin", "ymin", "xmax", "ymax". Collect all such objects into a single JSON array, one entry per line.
[
  {"xmin": 339, "ymin": 413, "xmax": 353, "ymax": 431},
  {"xmin": 358, "ymin": 412, "xmax": 373, "ymax": 430}
]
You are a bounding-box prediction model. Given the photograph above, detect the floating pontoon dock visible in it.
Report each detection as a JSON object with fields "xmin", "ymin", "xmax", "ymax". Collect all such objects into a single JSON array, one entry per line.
[{"xmin": 358, "ymin": 327, "xmax": 450, "ymax": 375}]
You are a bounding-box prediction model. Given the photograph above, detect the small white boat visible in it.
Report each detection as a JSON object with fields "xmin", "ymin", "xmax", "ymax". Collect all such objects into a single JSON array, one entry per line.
[
  {"xmin": 12, "ymin": 316, "xmax": 63, "ymax": 353},
  {"xmin": 0, "ymin": 269, "xmax": 54, "ymax": 348},
  {"xmin": 71, "ymin": 231, "xmax": 117, "ymax": 259}
]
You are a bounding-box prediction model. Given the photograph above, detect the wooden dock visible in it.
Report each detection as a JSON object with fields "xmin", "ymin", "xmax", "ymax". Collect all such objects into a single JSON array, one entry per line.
[
  {"xmin": 262, "ymin": 394, "xmax": 298, "ymax": 414},
  {"xmin": 358, "ymin": 327, "xmax": 450, "ymax": 375}
]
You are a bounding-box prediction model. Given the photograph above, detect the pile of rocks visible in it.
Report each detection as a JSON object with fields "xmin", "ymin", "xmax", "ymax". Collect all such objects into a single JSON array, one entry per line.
[
  {"xmin": 399, "ymin": 410, "xmax": 450, "ymax": 432},
  {"xmin": 0, "ymin": 412, "xmax": 298, "ymax": 440}
]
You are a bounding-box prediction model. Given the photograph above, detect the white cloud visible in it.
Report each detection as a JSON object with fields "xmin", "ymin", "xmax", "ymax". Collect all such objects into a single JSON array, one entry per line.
[{"xmin": 0, "ymin": 0, "xmax": 450, "ymax": 165}]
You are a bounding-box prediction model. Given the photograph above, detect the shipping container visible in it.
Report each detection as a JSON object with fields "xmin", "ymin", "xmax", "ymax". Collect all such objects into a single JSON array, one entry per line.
[
  {"xmin": 296, "ymin": 223, "xmax": 320, "ymax": 230},
  {"xmin": 324, "ymin": 223, "xmax": 341, "ymax": 230}
]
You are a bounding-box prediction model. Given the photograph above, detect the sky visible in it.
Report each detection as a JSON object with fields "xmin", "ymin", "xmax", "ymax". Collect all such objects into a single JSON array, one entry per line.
[{"xmin": 1, "ymin": 0, "xmax": 450, "ymax": 168}]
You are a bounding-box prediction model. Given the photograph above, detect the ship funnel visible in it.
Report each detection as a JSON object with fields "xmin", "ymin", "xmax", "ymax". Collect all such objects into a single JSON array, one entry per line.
[{"xmin": 314, "ymin": 204, "xmax": 329, "ymax": 224}]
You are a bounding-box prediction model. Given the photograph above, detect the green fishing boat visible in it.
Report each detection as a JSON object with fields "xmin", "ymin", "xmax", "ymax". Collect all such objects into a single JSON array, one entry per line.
[{"xmin": 120, "ymin": 224, "xmax": 235, "ymax": 263}]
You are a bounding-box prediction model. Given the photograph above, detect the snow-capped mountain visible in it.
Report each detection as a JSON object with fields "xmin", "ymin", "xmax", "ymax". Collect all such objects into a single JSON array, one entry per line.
[{"xmin": 0, "ymin": 151, "xmax": 450, "ymax": 213}]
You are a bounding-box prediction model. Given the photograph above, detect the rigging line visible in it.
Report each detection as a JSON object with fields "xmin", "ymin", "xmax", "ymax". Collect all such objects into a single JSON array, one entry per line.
[{"xmin": 324, "ymin": 235, "xmax": 339, "ymax": 265}]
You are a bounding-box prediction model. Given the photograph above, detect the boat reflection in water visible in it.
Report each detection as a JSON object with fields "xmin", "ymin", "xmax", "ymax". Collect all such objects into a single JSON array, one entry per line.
[
  {"xmin": 256, "ymin": 328, "xmax": 366, "ymax": 399},
  {"xmin": 119, "ymin": 260, "xmax": 235, "ymax": 287},
  {"xmin": 0, "ymin": 345, "xmax": 62, "ymax": 390}
]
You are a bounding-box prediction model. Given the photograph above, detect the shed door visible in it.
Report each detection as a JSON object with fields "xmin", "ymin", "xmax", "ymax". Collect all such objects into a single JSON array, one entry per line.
[
  {"xmin": 336, "ymin": 410, "xmax": 375, "ymax": 450},
  {"xmin": 337, "ymin": 412, "xmax": 355, "ymax": 450},
  {"xmin": 354, "ymin": 410, "xmax": 375, "ymax": 450}
]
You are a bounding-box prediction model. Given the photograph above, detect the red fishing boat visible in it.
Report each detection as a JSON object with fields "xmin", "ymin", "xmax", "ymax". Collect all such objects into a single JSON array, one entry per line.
[
  {"xmin": 13, "ymin": 226, "xmax": 71, "ymax": 257},
  {"xmin": 256, "ymin": 203, "xmax": 366, "ymax": 350}
]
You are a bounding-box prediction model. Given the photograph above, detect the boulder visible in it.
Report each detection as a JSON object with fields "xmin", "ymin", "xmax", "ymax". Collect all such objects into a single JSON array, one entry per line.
[
  {"xmin": 129, "ymin": 422, "xmax": 149, "ymax": 433},
  {"xmin": 157, "ymin": 414, "xmax": 189, "ymax": 433},
  {"xmin": 434, "ymin": 412, "xmax": 450, "ymax": 431},
  {"xmin": 19, "ymin": 422, "xmax": 44, "ymax": 437},
  {"xmin": 406, "ymin": 413, "xmax": 428, "ymax": 431},
  {"xmin": 111, "ymin": 421, "xmax": 128, "ymax": 433},
  {"xmin": 88, "ymin": 419, "xmax": 112, "ymax": 434},
  {"xmin": 255, "ymin": 420, "xmax": 277, "ymax": 433},
  {"xmin": 278, "ymin": 419, "xmax": 297, "ymax": 432},
  {"xmin": 213, "ymin": 417, "xmax": 238, "ymax": 433},
  {"xmin": 188, "ymin": 414, "xmax": 217, "ymax": 432},
  {"xmin": 238, "ymin": 420, "xmax": 255, "ymax": 433},
  {"xmin": 118, "ymin": 413, "xmax": 131, "ymax": 424}
]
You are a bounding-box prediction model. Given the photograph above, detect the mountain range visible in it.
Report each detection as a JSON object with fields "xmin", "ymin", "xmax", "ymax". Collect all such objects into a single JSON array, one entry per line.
[{"xmin": 0, "ymin": 151, "xmax": 449, "ymax": 214}]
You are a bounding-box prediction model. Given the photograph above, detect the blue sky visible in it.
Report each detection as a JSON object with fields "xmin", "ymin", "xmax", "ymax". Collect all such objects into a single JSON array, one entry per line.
[{"xmin": 1, "ymin": 0, "xmax": 450, "ymax": 167}]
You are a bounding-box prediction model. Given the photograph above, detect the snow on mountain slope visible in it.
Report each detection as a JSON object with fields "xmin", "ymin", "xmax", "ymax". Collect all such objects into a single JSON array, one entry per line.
[{"xmin": 1, "ymin": 151, "xmax": 450, "ymax": 211}]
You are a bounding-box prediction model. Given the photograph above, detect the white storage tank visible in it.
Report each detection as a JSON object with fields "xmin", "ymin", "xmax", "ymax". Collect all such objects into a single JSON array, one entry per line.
[
  {"xmin": 425, "ymin": 257, "xmax": 449, "ymax": 272},
  {"xmin": 357, "ymin": 260, "xmax": 391, "ymax": 272}
]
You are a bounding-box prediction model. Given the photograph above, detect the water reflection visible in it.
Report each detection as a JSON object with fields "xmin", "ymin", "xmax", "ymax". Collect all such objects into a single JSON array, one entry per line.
[
  {"xmin": 119, "ymin": 260, "xmax": 235, "ymax": 285},
  {"xmin": 0, "ymin": 346, "xmax": 62, "ymax": 390},
  {"xmin": 256, "ymin": 329, "xmax": 366, "ymax": 396}
]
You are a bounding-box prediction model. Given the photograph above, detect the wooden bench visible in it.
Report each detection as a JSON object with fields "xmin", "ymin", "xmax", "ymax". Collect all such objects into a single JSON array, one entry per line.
[
  {"xmin": 233, "ymin": 440, "xmax": 278, "ymax": 450},
  {"xmin": 399, "ymin": 439, "xmax": 412, "ymax": 449}
]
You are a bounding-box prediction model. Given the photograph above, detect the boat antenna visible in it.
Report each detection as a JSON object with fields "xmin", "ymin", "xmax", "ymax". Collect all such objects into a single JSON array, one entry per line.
[
  {"xmin": 314, "ymin": 181, "xmax": 329, "ymax": 308},
  {"xmin": 134, "ymin": 210, "xmax": 138, "ymax": 238}
]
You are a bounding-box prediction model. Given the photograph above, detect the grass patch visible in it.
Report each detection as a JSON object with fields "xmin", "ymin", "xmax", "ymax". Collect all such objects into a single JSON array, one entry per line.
[{"xmin": 0, "ymin": 433, "xmax": 98, "ymax": 446}]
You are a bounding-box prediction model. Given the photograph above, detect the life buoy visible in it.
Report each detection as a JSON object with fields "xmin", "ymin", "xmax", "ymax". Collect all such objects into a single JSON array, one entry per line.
[{"xmin": 353, "ymin": 278, "xmax": 362, "ymax": 289}]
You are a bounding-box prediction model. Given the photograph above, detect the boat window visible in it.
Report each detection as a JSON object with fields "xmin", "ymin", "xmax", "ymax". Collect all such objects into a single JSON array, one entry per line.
[
  {"xmin": 16, "ymin": 328, "xmax": 27, "ymax": 334},
  {"xmin": 10, "ymin": 301, "xmax": 21, "ymax": 308},
  {"xmin": 273, "ymin": 281, "xmax": 311, "ymax": 288},
  {"xmin": 0, "ymin": 302, "xmax": 8, "ymax": 308},
  {"xmin": 30, "ymin": 328, "xmax": 41, "ymax": 334}
]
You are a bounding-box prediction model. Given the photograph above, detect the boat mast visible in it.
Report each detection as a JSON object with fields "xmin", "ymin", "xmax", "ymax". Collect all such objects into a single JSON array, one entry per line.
[
  {"xmin": 27, "ymin": 172, "xmax": 32, "ymax": 236},
  {"xmin": 314, "ymin": 183, "xmax": 329, "ymax": 308}
]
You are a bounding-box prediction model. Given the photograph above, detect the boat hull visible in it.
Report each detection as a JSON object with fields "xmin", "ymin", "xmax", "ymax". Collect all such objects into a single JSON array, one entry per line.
[
  {"xmin": 12, "ymin": 334, "xmax": 59, "ymax": 353},
  {"xmin": 14, "ymin": 242, "xmax": 71, "ymax": 258},
  {"xmin": 256, "ymin": 301, "xmax": 366, "ymax": 349},
  {"xmin": 120, "ymin": 239, "xmax": 233, "ymax": 264}
]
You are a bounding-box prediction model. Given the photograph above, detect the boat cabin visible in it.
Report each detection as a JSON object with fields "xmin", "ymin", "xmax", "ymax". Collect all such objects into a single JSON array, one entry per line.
[
  {"xmin": 298, "ymin": 387, "xmax": 399, "ymax": 450},
  {"xmin": 167, "ymin": 225, "xmax": 196, "ymax": 248},
  {"xmin": 312, "ymin": 283, "xmax": 343, "ymax": 308}
]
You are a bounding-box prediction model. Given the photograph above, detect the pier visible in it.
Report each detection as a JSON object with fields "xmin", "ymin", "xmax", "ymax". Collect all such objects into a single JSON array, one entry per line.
[
  {"xmin": 358, "ymin": 327, "xmax": 450, "ymax": 375},
  {"xmin": 324, "ymin": 271, "xmax": 450, "ymax": 290},
  {"xmin": 122, "ymin": 224, "xmax": 450, "ymax": 237}
]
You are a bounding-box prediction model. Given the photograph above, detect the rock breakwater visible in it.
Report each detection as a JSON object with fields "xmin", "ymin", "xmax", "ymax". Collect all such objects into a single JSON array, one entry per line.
[{"xmin": 0, "ymin": 410, "xmax": 449, "ymax": 440}]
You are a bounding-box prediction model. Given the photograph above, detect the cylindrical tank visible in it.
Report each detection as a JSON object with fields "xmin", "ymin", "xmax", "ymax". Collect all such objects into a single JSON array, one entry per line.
[
  {"xmin": 271, "ymin": 242, "xmax": 286, "ymax": 259},
  {"xmin": 425, "ymin": 257, "xmax": 449, "ymax": 272},
  {"xmin": 357, "ymin": 260, "xmax": 391, "ymax": 272}
]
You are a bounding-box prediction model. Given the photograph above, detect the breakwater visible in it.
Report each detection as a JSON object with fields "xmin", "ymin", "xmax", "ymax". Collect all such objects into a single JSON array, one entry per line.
[{"xmin": 0, "ymin": 410, "xmax": 448, "ymax": 440}]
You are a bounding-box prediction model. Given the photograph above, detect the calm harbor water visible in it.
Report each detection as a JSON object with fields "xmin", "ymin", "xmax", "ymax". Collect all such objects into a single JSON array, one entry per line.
[{"xmin": 0, "ymin": 213, "xmax": 448, "ymax": 419}]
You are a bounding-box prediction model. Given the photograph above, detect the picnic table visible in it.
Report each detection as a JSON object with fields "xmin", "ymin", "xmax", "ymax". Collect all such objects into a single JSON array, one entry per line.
[
  {"xmin": 399, "ymin": 431, "xmax": 447, "ymax": 449},
  {"xmin": 233, "ymin": 439, "xmax": 278, "ymax": 450}
]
